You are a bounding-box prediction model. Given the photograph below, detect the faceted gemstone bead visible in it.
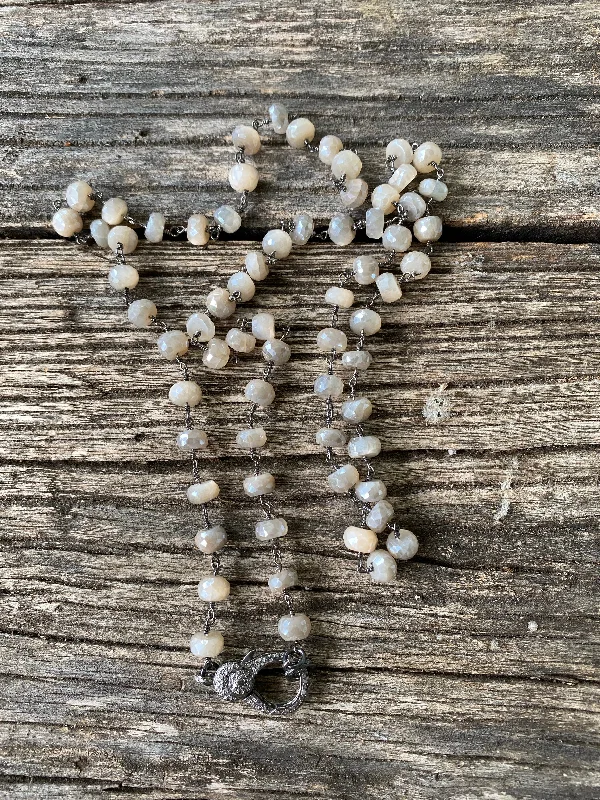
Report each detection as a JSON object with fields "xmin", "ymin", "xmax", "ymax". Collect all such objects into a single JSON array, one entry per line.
[
  {"xmin": 169, "ymin": 380, "xmax": 202, "ymax": 407},
  {"xmin": 245, "ymin": 251, "xmax": 269, "ymax": 281},
  {"xmin": 314, "ymin": 374, "xmax": 344, "ymax": 398},
  {"xmin": 228, "ymin": 162, "xmax": 259, "ymax": 192},
  {"xmin": 397, "ymin": 191, "xmax": 427, "ymax": 222},
  {"xmin": 65, "ymin": 180, "xmax": 95, "ymax": 213},
  {"xmin": 107, "ymin": 226, "xmax": 138, "ymax": 254},
  {"xmin": 327, "ymin": 463, "xmax": 360, "ymax": 493},
  {"xmin": 400, "ymin": 251, "xmax": 431, "ymax": 279},
  {"xmin": 328, "ymin": 213, "xmax": 356, "ymax": 246},
  {"xmin": 186, "ymin": 312, "xmax": 215, "ymax": 341},
  {"xmin": 318, "ymin": 134, "xmax": 343, "ymax": 165},
  {"xmin": 190, "ymin": 630, "xmax": 224, "ymax": 657},
  {"xmin": 225, "ymin": 327, "xmax": 256, "ymax": 353},
  {"xmin": 215, "ymin": 205, "xmax": 242, "ymax": 233},
  {"xmin": 316, "ymin": 327, "xmax": 347, "ymax": 352},
  {"xmin": 127, "ymin": 298, "xmax": 156, "ymax": 328},
  {"xmin": 348, "ymin": 435, "xmax": 381, "ymax": 458},
  {"xmin": 286, "ymin": 117, "xmax": 315, "ymax": 148},
  {"xmin": 102, "ymin": 197, "xmax": 127, "ymax": 225},
  {"xmin": 413, "ymin": 216, "xmax": 443, "ymax": 243},
  {"xmin": 177, "ymin": 428, "xmax": 208, "ymax": 451},
  {"xmin": 262, "ymin": 339, "xmax": 291, "ymax": 365},
  {"xmin": 353, "ymin": 255, "xmax": 379, "ymax": 285},
  {"xmin": 367, "ymin": 549, "xmax": 397, "ymax": 583},
  {"xmin": 145, "ymin": 212, "xmax": 165, "ymax": 243},
  {"xmin": 413, "ymin": 141, "xmax": 442, "ymax": 173},
  {"xmin": 367, "ymin": 500, "xmax": 395, "ymax": 533},
  {"xmin": 187, "ymin": 214, "xmax": 209, "ymax": 246},
  {"xmin": 278, "ymin": 613, "xmax": 311, "ymax": 641},
  {"xmin": 341, "ymin": 397, "xmax": 372, "ymax": 423},
  {"xmin": 206, "ymin": 287, "xmax": 236, "ymax": 319},
  {"xmin": 382, "ymin": 224, "xmax": 412, "ymax": 252},
  {"xmin": 236, "ymin": 427, "xmax": 267, "ymax": 449},
  {"xmin": 194, "ymin": 525, "xmax": 227, "ymax": 554},
  {"xmin": 376, "ymin": 272, "xmax": 403, "ymax": 303},
  {"xmin": 340, "ymin": 178, "xmax": 369, "ymax": 209},
  {"xmin": 343, "ymin": 526, "xmax": 378, "ymax": 553},
  {"xmin": 290, "ymin": 213, "xmax": 314, "ymax": 245},
  {"xmin": 202, "ymin": 337, "xmax": 230, "ymax": 370},
  {"xmin": 386, "ymin": 528, "xmax": 419, "ymax": 560},
  {"xmin": 187, "ymin": 480, "xmax": 220, "ymax": 504},
  {"xmin": 385, "ymin": 139, "xmax": 413, "ymax": 164},
  {"xmin": 157, "ymin": 330, "xmax": 188, "ymax": 360},
  {"xmin": 108, "ymin": 263, "xmax": 139, "ymax": 290},
  {"xmin": 231, "ymin": 124, "xmax": 261, "ymax": 155},
  {"xmin": 355, "ymin": 479, "xmax": 387, "ymax": 503},
  {"xmin": 90, "ymin": 218, "xmax": 110, "ymax": 248},
  {"xmin": 325, "ymin": 286, "xmax": 354, "ymax": 308},
  {"xmin": 349, "ymin": 308, "xmax": 381, "ymax": 336},
  {"xmin": 419, "ymin": 178, "xmax": 448, "ymax": 202},
  {"xmin": 198, "ymin": 575, "xmax": 230, "ymax": 601},
  {"xmin": 268, "ymin": 103, "xmax": 289, "ymax": 134},
  {"xmin": 342, "ymin": 350, "xmax": 372, "ymax": 370},
  {"xmin": 255, "ymin": 517, "xmax": 288, "ymax": 540},
  {"xmin": 371, "ymin": 184, "xmax": 399, "ymax": 214},
  {"xmin": 315, "ymin": 428, "xmax": 346, "ymax": 448},
  {"xmin": 331, "ymin": 149, "xmax": 362, "ymax": 180},
  {"xmin": 388, "ymin": 164, "xmax": 418, "ymax": 192},
  {"xmin": 227, "ymin": 271, "xmax": 255, "ymax": 302},
  {"xmin": 268, "ymin": 568, "xmax": 298, "ymax": 593},
  {"xmin": 251, "ymin": 313, "xmax": 276, "ymax": 341},
  {"xmin": 365, "ymin": 207, "xmax": 385, "ymax": 239},
  {"xmin": 262, "ymin": 229, "xmax": 293, "ymax": 259},
  {"xmin": 243, "ymin": 472, "xmax": 275, "ymax": 496},
  {"xmin": 245, "ymin": 378, "xmax": 275, "ymax": 406}
]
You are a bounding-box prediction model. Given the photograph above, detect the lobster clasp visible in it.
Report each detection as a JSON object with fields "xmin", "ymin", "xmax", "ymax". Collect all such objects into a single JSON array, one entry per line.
[{"xmin": 211, "ymin": 647, "xmax": 309, "ymax": 716}]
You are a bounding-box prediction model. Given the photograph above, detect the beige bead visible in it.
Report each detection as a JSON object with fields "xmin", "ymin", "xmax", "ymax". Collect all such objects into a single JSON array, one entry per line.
[
  {"xmin": 278, "ymin": 613, "xmax": 311, "ymax": 641},
  {"xmin": 206, "ymin": 287, "xmax": 236, "ymax": 319},
  {"xmin": 340, "ymin": 178, "xmax": 369, "ymax": 209},
  {"xmin": 355, "ymin": 479, "xmax": 387, "ymax": 503},
  {"xmin": 194, "ymin": 525, "xmax": 227, "ymax": 554},
  {"xmin": 169, "ymin": 380, "xmax": 202, "ymax": 407},
  {"xmin": 349, "ymin": 308, "xmax": 381, "ymax": 336},
  {"xmin": 232, "ymin": 124, "xmax": 261, "ymax": 155},
  {"xmin": 318, "ymin": 134, "xmax": 343, "ymax": 165},
  {"xmin": 227, "ymin": 271, "xmax": 255, "ymax": 302},
  {"xmin": 371, "ymin": 184, "xmax": 400, "ymax": 214},
  {"xmin": 102, "ymin": 197, "xmax": 127, "ymax": 225},
  {"xmin": 341, "ymin": 397, "xmax": 372, "ymax": 423},
  {"xmin": 400, "ymin": 251, "xmax": 431, "ymax": 280},
  {"xmin": 245, "ymin": 251, "xmax": 269, "ymax": 281},
  {"xmin": 225, "ymin": 327, "xmax": 256, "ymax": 353},
  {"xmin": 127, "ymin": 298, "xmax": 157, "ymax": 328},
  {"xmin": 376, "ymin": 272, "xmax": 403, "ymax": 303},
  {"xmin": 413, "ymin": 216, "xmax": 443, "ymax": 243},
  {"xmin": 317, "ymin": 327, "xmax": 347, "ymax": 352},
  {"xmin": 286, "ymin": 117, "xmax": 315, "ymax": 149},
  {"xmin": 187, "ymin": 480, "xmax": 220, "ymax": 505},
  {"xmin": 187, "ymin": 214, "xmax": 209, "ymax": 246},
  {"xmin": 262, "ymin": 338, "xmax": 291, "ymax": 365},
  {"xmin": 331, "ymin": 149, "xmax": 362, "ymax": 180},
  {"xmin": 145, "ymin": 212, "xmax": 165, "ymax": 243},
  {"xmin": 314, "ymin": 374, "xmax": 344, "ymax": 398},
  {"xmin": 386, "ymin": 139, "xmax": 413, "ymax": 165},
  {"xmin": 348, "ymin": 435, "xmax": 381, "ymax": 458},
  {"xmin": 177, "ymin": 429, "xmax": 208, "ymax": 451},
  {"xmin": 228, "ymin": 162, "xmax": 259, "ymax": 192},
  {"xmin": 255, "ymin": 517, "xmax": 287, "ymax": 540},
  {"xmin": 343, "ymin": 526, "xmax": 378, "ymax": 553},
  {"xmin": 325, "ymin": 286, "xmax": 354, "ymax": 309},
  {"xmin": 365, "ymin": 208, "xmax": 385, "ymax": 240},
  {"xmin": 251, "ymin": 312, "xmax": 276, "ymax": 341},
  {"xmin": 367, "ymin": 549, "xmax": 397, "ymax": 583},
  {"xmin": 243, "ymin": 472, "xmax": 275, "ymax": 496},
  {"xmin": 190, "ymin": 630, "xmax": 224, "ymax": 658},
  {"xmin": 386, "ymin": 528, "xmax": 419, "ymax": 560},
  {"xmin": 353, "ymin": 255, "xmax": 379, "ymax": 285},
  {"xmin": 268, "ymin": 567, "xmax": 298, "ymax": 593},
  {"xmin": 262, "ymin": 229, "xmax": 293, "ymax": 259},
  {"xmin": 186, "ymin": 312, "xmax": 215, "ymax": 341},
  {"xmin": 214, "ymin": 205, "xmax": 242, "ymax": 234},
  {"xmin": 328, "ymin": 213, "xmax": 356, "ymax": 246},
  {"xmin": 198, "ymin": 575, "xmax": 230, "ymax": 602},
  {"xmin": 108, "ymin": 263, "xmax": 139, "ymax": 291},
  {"xmin": 202, "ymin": 337, "xmax": 230, "ymax": 370},
  {"xmin": 382, "ymin": 224, "xmax": 412, "ymax": 252},
  {"xmin": 342, "ymin": 350, "xmax": 372, "ymax": 370},
  {"xmin": 107, "ymin": 226, "xmax": 139, "ymax": 254},
  {"xmin": 52, "ymin": 207, "xmax": 83, "ymax": 237},
  {"xmin": 397, "ymin": 191, "xmax": 427, "ymax": 222},
  {"xmin": 268, "ymin": 103, "xmax": 289, "ymax": 134},
  {"xmin": 245, "ymin": 378, "xmax": 275, "ymax": 406},
  {"xmin": 413, "ymin": 141, "xmax": 442, "ymax": 173},
  {"xmin": 388, "ymin": 164, "xmax": 418, "ymax": 192},
  {"xmin": 90, "ymin": 218, "xmax": 110, "ymax": 248},
  {"xmin": 236, "ymin": 427, "xmax": 266, "ymax": 449},
  {"xmin": 65, "ymin": 180, "xmax": 95, "ymax": 213},
  {"xmin": 367, "ymin": 500, "xmax": 395, "ymax": 533},
  {"xmin": 157, "ymin": 329, "xmax": 188, "ymax": 360},
  {"xmin": 419, "ymin": 178, "xmax": 448, "ymax": 202},
  {"xmin": 327, "ymin": 463, "xmax": 360, "ymax": 494},
  {"xmin": 315, "ymin": 427, "xmax": 346, "ymax": 448}
]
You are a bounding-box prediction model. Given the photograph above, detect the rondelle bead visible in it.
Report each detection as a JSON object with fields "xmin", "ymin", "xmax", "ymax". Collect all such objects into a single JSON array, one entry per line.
[
  {"xmin": 341, "ymin": 397, "xmax": 372, "ymax": 423},
  {"xmin": 382, "ymin": 224, "xmax": 412, "ymax": 252},
  {"xmin": 202, "ymin": 337, "xmax": 231, "ymax": 370},
  {"xmin": 331, "ymin": 149, "xmax": 362, "ymax": 180},
  {"xmin": 385, "ymin": 138, "xmax": 413, "ymax": 165},
  {"xmin": 367, "ymin": 500, "xmax": 395, "ymax": 533},
  {"xmin": 349, "ymin": 308, "xmax": 381, "ymax": 336},
  {"xmin": 413, "ymin": 141, "xmax": 442, "ymax": 173},
  {"xmin": 225, "ymin": 327, "xmax": 256, "ymax": 353},
  {"xmin": 169, "ymin": 380, "xmax": 202, "ymax": 407},
  {"xmin": 419, "ymin": 178, "xmax": 448, "ymax": 202},
  {"xmin": 353, "ymin": 255, "xmax": 379, "ymax": 285},
  {"xmin": 371, "ymin": 184, "xmax": 400, "ymax": 214},
  {"xmin": 325, "ymin": 286, "xmax": 354, "ymax": 309},
  {"xmin": 268, "ymin": 103, "xmax": 289, "ymax": 134},
  {"xmin": 327, "ymin": 463, "xmax": 360, "ymax": 494},
  {"xmin": 343, "ymin": 526, "xmax": 378, "ymax": 553},
  {"xmin": 314, "ymin": 374, "xmax": 344, "ymax": 399},
  {"xmin": 268, "ymin": 567, "xmax": 298, "ymax": 593},
  {"xmin": 400, "ymin": 251, "xmax": 432, "ymax": 280},
  {"xmin": 363, "ymin": 209, "xmax": 383, "ymax": 241},
  {"xmin": 286, "ymin": 117, "xmax": 315, "ymax": 149},
  {"xmin": 236, "ymin": 427, "xmax": 267, "ymax": 449},
  {"xmin": 186, "ymin": 311, "xmax": 215, "ymax": 341},
  {"xmin": 187, "ymin": 213, "xmax": 209, "ymax": 246},
  {"xmin": 107, "ymin": 226, "xmax": 139, "ymax": 254},
  {"xmin": 187, "ymin": 480, "xmax": 220, "ymax": 504},
  {"xmin": 255, "ymin": 517, "xmax": 288, "ymax": 540},
  {"xmin": 315, "ymin": 427, "xmax": 346, "ymax": 448},
  {"xmin": 348, "ymin": 435, "xmax": 382, "ymax": 458},
  {"xmin": 355, "ymin": 479, "xmax": 387, "ymax": 503},
  {"xmin": 157, "ymin": 329, "xmax": 189, "ymax": 360},
  {"xmin": 367, "ymin": 549, "xmax": 397, "ymax": 583},
  {"xmin": 215, "ymin": 205, "xmax": 242, "ymax": 234},
  {"xmin": 376, "ymin": 272, "xmax": 403, "ymax": 303},
  {"xmin": 278, "ymin": 613, "xmax": 311, "ymax": 642},
  {"xmin": 102, "ymin": 197, "xmax": 127, "ymax": 225},
  {"xmin": 227, "ymin": 271, "xmax": 255, "ymax": 302},
  {"xmin": 245, "ymin": 378, "xmax": 275, "ymax": 406},
  {"xmin": 90, "ymin": 218, "xmax": 110, "ymax": 248},
  {"xmin": 243, "ymin": 472, "xmax": 275, "ymax": 497},
  {"xmin": 340, "ymin": 178, "xmax": 369, "ymax": 209},
  {"xmin": 198, "ymin": 575, "xmax": 230, "ymax": 602},
  {"xmin": 317, "ymin": 327, "xmax": 347, "ymax": 353},
  {"xmin": 388, "ymin": 164, "xmax": 418, "ymax": 192},
  {"xmin": 413, "ymin": 215, "xmax": 443, "ymax": 243},
  {"xmin": 290, "ymin": 212, "xmax": 314, "ymax": 245},
  {"xmin": 245, "ymin": 251, "xmax": 269, "ymax": 281},
  {"xmin": 127, "ymin": 298, "xmax": 156, "ymax": 328},
  {"xmin": 206, "ymin": 287, "xmax": 236, "ymax": 319},
  {"xmin": 386, "ymin": 528, "xmax": 419, "ymax": 560},
  {"xmin": 397, "ymin": 191, "xmax": 427, "ymax": 222},
  {"xmin": 145, "ymin": 212, "xmax": 165, "ymax": 243},
  {"xmin": 194, "ymin": 525, "xmax": 227, "ymax": 554},
  {"xmin": 177, "ymin": 428, "xmax": 208, "ymax": 451},
  {"xmin": 65, "ymin": 180, "xmax": 95, "ymax": 213},
  {"xmin": 228, "ymin": 162, "xmax": 259, "ymax": 192},
  {"xmin": 108, "ymin": 263, "xmax": 139, "ymax": 291},
  {"xmin": 262, "ymin": 338, "xmax": 291, "ymax": 365},
  {"xmin": 262, "ymin": 229, "xmax": 293, "ymax": 259},
  {"xmin": 190, "ymin": 630, "xmax": 224, "ymax": 658},
  {"xmin": 251, "ymin": 312, "xmax": 276, "ymax": 341},
  {"xmin": 342, "ymin": 350, "xmax": 372, "ymax": 370},
  {"xmin": 328, "ymin": 213, "xmax": 356, "ymax": 246},
  {"xmin": 318, "ymin": 134, "xmax": 343, "ymax": 165},
  {"xmin": 231, "ymin": 124, "xmax": 261, "ymax": 155}
]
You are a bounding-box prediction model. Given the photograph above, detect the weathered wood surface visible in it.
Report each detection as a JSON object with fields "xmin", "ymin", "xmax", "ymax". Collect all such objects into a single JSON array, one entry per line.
[{"xmin": 1, "ymin": 1, "xmax": 599, "ymax": 799}]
